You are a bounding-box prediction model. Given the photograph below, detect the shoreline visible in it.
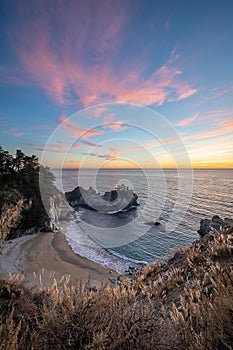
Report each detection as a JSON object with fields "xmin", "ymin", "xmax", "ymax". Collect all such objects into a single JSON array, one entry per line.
[{"xmin": 0, "ymin": 230, "xmax": 118, "ymax": 291}]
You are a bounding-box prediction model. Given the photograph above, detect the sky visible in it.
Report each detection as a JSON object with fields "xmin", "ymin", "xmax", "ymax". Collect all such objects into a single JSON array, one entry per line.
[{"xmin": 0, "ymin": 0, "xmax": 233, "ymax": 169}]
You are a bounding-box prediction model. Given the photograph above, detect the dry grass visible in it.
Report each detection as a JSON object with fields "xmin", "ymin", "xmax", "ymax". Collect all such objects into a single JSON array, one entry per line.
[{"xmin": 1, "ymin": 228, "xmax": 233, "ymax": 349}]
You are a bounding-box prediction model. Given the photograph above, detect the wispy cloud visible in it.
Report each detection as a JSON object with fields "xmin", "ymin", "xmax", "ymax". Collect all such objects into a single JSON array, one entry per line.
[
  {"xmin": 4, "ymin": 2, "xmax": 197, "ymax": 108},
  {"xmin": 183, "ymin": 118, "xmax": 233, "ymax": 142},
  {"xmin": 24, "ymin": 142, "xmax": 82, "ymax": 152},
  {"xmin": 82, "ymin": 140, "xmax": 102, "ymax": 148},
  {"xmin": 82, "ymin": 152, "xmax": 118, "ymax": 161},
  {"xmin": 212, "ymin": 84, "xmax": 233, "ymax": 98},
  {"xmin": 36, "ymin": 148, "xmax": 66, "ymax": 153},
  {"xmin": 116, "ymin": 62, "xmax": 197, "ymax": 106},
  {"xmin": 93, "ymin": 107, "xmax": 107, "ymax": 118},
  {"xmin": 6, "ymin": 128, "xmax": 25, "ymax": 137},
  {"xmin": 102, "ymin": 121, "xmax": 129, "ymax": 132},
  {"xmin": 170, "ymin": 88, "xmax": 197, "ymax": 102},
  {"xmin": 192, "ymin": 120, "xmax": 233, "ymax": 140},
  {"xmin": 108, "ymin": 146, "xmax": 122, "ymax": 154},
  {"xmin": 58, "ymin": 116, "xmax": 104, "ymax": 139},
  {"xmin": 177, "ymin": 112, "xmax": 199, "ymax": 127}
]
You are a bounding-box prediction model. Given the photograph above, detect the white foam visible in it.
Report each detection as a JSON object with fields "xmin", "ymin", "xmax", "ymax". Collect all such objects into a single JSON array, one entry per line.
[{"xmin": 65, "ymin": 219, "xmax": 141, "ymax": 274}]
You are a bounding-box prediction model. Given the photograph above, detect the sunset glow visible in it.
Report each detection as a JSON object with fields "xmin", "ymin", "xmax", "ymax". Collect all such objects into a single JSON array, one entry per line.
[{"xmin": 0, "ymin": 0, "xmax": 232, "ymax": 168}]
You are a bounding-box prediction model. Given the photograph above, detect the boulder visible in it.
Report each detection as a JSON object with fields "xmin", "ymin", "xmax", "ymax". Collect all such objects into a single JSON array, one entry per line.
[
  {"xmin": 212, "ymin": 215, "xmax": 224, "ymax": 224},
  {"xmin": 145, "ymin": 221, "xmax": 161, "ymax": 226},
  {"xmin": 224, "ymin": 218, "xmax": 233, "ymax": 227},
  {"xmin": 197, "ymin": 219, "xmax": 211, "ymax": 237},
  {"xmin": 198, "ymin": 215, "xmax": 233, "ymax": 237},
  {"xmin": 154, "ymin": 221, "xmax": 161, "ymax": 226}
]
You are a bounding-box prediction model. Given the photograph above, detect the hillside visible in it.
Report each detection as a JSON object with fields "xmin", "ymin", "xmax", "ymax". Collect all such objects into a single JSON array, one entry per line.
[{"xmin": 0, "ymin": 225, "xmax": 232, "ymax": 350}]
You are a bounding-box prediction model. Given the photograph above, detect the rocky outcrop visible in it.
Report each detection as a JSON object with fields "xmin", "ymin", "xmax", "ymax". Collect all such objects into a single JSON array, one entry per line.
[
  {"xmin": 65, "ymin": 185, "xmax": 139, "ymax": 213},
  {"xmin": 0, "ymin": 146, "xmax": 76, "ymax": 251},
  {"xmin": 0, "ymin": 190, "xmax": 75, "ymax": 251},
  {"xmin": 48, "ymin": 194, "xmax": 75, "ymax": 231},
  {"xmin": 0, "ymin": 190, "xmax": 50, "ymax": 243},
  {"xmin": 198, "ymin": 215, "xmax": 233, "ymax": 237}
]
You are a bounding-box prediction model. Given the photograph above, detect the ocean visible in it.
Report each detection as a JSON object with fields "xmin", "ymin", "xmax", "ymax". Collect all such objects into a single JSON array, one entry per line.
[{"xmin": 52, "ymin": 168, "xmax": 233, "ymax": 273}]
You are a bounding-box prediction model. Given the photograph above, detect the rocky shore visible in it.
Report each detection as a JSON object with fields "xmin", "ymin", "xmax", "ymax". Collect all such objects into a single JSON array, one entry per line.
[{"xmin": 197, "ymin": 215, "xmax": 233, "ymax": 236}]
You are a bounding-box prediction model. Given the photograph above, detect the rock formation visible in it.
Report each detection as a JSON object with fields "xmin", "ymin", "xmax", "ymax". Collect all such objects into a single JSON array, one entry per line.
[
  {"xmin": 0, "ymin": 146, "xmax": 75, "ymax": 251},
  {"xmin": 197, "ymin": 215, "xmax": 233, "ymax": 237},
  {"xmin": 65, "ymin": 185, "xmax": 139, "ymax": 213}
]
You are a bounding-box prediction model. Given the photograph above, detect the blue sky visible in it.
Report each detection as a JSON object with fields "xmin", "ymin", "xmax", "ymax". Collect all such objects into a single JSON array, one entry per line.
[{"xmin": 0, "ymin": 0, "xmax": 233, "ymax": 168}]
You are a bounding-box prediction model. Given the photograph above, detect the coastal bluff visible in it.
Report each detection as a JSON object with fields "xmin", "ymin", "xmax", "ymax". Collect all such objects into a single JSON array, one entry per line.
[
  {"xmin": 1, "ymin": 215, "xmax": 233, "ymax": 349},
  {"xmin": 0, "ymin": 146, "xmax": 74, "ymax": 250}
]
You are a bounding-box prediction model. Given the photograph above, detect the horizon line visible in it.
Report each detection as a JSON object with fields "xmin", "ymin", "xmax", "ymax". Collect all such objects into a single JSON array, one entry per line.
[{"xmin": 50, "ymin": 167, "xmax": 233, "ymax": 170}]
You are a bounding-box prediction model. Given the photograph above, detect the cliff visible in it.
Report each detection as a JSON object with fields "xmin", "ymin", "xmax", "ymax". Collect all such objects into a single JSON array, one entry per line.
[{"xmin": 0, "ymin": 146, "xmax": 72, "ymax": 250}]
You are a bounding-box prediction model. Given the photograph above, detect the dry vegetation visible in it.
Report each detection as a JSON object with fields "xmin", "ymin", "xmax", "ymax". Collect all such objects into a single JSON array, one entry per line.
[{"xmin": 1, "ymin": 227, "xmax": 233, "ymax": 350}]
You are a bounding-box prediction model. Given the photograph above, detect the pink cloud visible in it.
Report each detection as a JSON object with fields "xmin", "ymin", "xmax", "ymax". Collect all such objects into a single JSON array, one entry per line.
[
  {"xmin": 58, "ymin": 115, "xmax": 76, "ymax": 129},
  {"xmin": 72, "ymin": 128, "xmax": 105, "ymax": 139},
  {"xmin": 108, "ymin": 147, "xmax": 122, "ymax": 154},
  {"xmin": 182, "ymin": 119, "xmax": 233, "ymax": 142},
  {"xmin": 25, "ymin": 142, "xmax": 82, "ymax": 152},
  {"xmin": 212, "ymin": 85, "xmax": 233, "ymax": 98},
  {"xmin": 177, "ymin": 112, "xmax": 199, "ymax": 127},
  {"xmin": 36, "ymin": 148, "xmax": 64, "ymax": 153},
  {"xmin": 83, "ymin": 152, "xmax": 118, "ymax": 161},
  {"xmin": 47, "ymin": 144, "xmax": 69, "ymax": 150},
  {"xmin": 116, "ymin": 63, "xmax": 197, "ymax": 106},
  {"xmin": 102, "ymin": 121, "xmax": 129, "ymax": 132},
  {"xmin": 73, "ymin": 143, "xmax": 83, "ymax": 149},
  {"xmin": 58, "ymin": 116, "xmax": 104, "ymax": 139},
  {"xmin": 82, "ymin": 140, "xmax": 102, "ymax": 148},
  {"xmin": 5, "ymin": 2, "xmax": 197, "ymax": 108},
  {"xmin": 6, "ymin": 128, "xmax": 25, "ymax": 137},
  {"xmin": 172, "ymin": 88, "xmax": 197, "ymax": 101},
  {"xmin": 93, "ymin": 107, "xmax": 106, "ymax": 118}
]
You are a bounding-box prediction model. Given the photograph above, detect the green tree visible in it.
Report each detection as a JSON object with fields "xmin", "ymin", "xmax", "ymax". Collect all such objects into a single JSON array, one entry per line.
[
  {"xmin": 14, "ymin": 149, "xmax": 25, "ymax": 172},
  {"xmin": 0, "ymin": 146, "xmax": 13, "ymax": 176}
]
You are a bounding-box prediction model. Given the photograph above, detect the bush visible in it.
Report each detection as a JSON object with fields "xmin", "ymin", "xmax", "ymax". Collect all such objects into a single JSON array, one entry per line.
[{"xmin": 1, "ymin": 229, "xmax": 233, "ymax": 349}]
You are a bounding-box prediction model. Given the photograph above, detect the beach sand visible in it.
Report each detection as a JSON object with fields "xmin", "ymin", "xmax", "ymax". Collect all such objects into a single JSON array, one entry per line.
[{"xmin": 0, "ymin": 230, "xmax": 118, "ymax": 292}]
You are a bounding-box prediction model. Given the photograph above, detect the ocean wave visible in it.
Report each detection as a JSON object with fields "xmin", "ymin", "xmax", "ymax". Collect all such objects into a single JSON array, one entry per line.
[
  {"xmin": 107, "ymin": 249, "xmax": 148, "ymax": 265},
  {"xmin": 65, "ymin": 219, "xmax": 140, "ymax": 274}
]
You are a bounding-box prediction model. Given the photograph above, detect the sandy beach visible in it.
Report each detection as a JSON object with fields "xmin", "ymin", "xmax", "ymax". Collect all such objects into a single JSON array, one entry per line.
[{"xmin": 0, "ymin": 230, "xmax": 118, "ymax": 292}]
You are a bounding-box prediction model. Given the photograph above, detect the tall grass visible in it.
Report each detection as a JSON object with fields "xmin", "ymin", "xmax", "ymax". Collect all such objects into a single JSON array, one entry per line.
[{"xmin": 1, "ymin": 228, "xmax": 233, "ymax": 349}]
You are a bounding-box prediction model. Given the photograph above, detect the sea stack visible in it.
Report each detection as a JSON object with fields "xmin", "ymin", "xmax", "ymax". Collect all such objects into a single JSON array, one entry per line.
[{"xmin": 65, "ymin": 185, "xmax": 139, "ymax": 213}]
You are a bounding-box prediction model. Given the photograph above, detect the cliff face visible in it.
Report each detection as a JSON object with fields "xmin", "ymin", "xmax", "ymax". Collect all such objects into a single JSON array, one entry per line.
[
  {"xmin": 0, "ymin": 197, "xmax": 30, "ymax": 243},
  {"xmin": 0, "ymin": 189, "xmax": 52, "ymax": 243},
  {"xmin": 0, "ymin": 185, "xmax": 52, "ymax": 250},
  {"xmin": 0, "ymin": 146, "xmax": 73, "ymax": 249}
]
